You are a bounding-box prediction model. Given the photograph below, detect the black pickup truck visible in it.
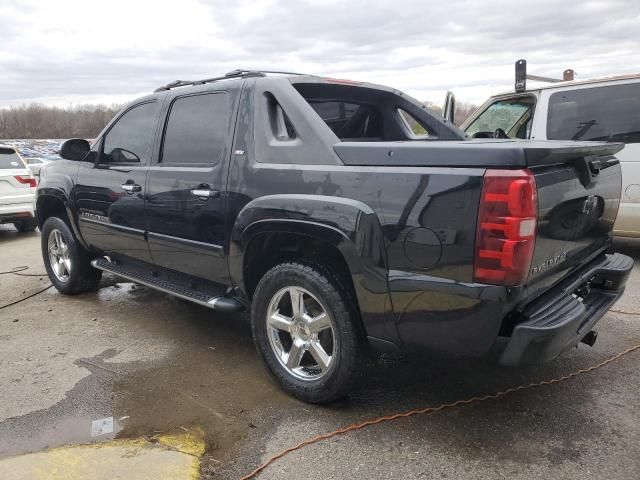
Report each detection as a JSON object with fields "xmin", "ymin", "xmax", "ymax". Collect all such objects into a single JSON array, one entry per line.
[{"xmin": 36, "ymin": 70, "xmax": 633, "ymax": 403}]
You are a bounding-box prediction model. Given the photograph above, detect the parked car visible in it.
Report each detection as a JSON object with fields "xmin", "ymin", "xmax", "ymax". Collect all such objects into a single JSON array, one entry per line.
[
  {"xmin": 36, "ymin": 70, "xmax": 633, "ymax": 403},
  {"xmin": 0, "ymin": 144, "xmax": 38, "ymax": 232},
  {"xmin": 24, "ymin": 157, "xmax": 52, "ymax": 177},
  {"xmin": 459, "ymin": 72, "xmax": 640, "ymax": 238}
]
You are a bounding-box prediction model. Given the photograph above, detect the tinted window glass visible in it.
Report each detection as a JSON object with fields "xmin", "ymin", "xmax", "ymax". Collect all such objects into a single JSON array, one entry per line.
[
  {"xmin": 0, "ymin": 147, "xmax": 25, "ymax": 169},
  {"xmin": 103, "ymin": 102, "xmax": 158, "ymax": 163},
  {"xmin": 308, "ymin": 100, "xmax": 381, "ymax": 139},
  {"xmin": 162, "ymin": 93, "xmax": 230, "ymax": 165},
  {"xmin": 547, "ymin": 83, "xmax": 640, "ymax": 143},
  {"xmin": 465, "ymin": 98, "xmax": 535, "ymax": 138}
]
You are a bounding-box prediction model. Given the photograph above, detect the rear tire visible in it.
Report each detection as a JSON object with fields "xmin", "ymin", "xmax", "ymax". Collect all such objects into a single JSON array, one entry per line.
[
  {"xmin": 251, "ymin": 262, "xmax": 363, "ymax": 403},
  {"xmin": 41, "ymin": 217, "xmax": 102, "ymax": 294},
  {"xmin": 14, "ymin": 218, "xmax": 37, "ymax": 232}
]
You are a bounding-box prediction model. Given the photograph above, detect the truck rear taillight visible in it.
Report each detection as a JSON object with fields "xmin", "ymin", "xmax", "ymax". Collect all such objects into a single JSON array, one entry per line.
[
  {"xmin": 474, "ymin": 169, "xmax": 537, "ymax": 286},
  {"xmin": 14, "ymin": 175, "xmax": 37, "ymax": 188}
]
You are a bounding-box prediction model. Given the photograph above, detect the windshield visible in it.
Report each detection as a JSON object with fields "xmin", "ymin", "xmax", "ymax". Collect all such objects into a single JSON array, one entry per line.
[
  {"xmin": 0, "ymin": 147, "xmax": 26, "ymax": 169},
  {"xmin": 547, "ymin": 83, "xmax": 640, "ymax": 143},
  {"xmin": 465, "ymin": 97, "xmax": 535, "ymax": 139}
]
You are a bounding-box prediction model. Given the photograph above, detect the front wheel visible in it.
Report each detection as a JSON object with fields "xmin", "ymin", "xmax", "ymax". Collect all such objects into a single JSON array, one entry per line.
[
  {"xmin": 41, "ymin": 217, "xmax": 102, "ymax": 294},
  {"xmin": 251, "ymin": 262, "xmax": 363, "ymax": 403}
]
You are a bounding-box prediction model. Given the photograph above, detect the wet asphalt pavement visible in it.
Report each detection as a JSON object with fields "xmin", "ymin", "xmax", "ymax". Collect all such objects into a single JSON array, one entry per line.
[{"xmin": 0, "ymin": 225, "xmax": 639, "ymax": 479}]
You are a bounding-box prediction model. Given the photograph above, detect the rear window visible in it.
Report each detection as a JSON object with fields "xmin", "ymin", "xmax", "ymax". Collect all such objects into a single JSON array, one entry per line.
[
  {"xmin": 0, "ymin": 147, "xmax": 25, "ymax": 169},
  {"xmin": 547, "ymin": 83, "xmax": 640, "ymax": 143},
  {"xmin": 291, "ymin": 82, "xmax": 458, "ymax": 142},
  {"xmin": 307, "ymin": 100, "xmax": 382, "ymax": 140}
]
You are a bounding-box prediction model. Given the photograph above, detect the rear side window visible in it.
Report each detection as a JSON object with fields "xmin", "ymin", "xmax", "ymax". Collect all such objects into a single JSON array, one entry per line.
[
  {"xmin": 161, "ymin": 92, "xmax": 230, "ymax": 165},
  {"xmin": 103, "ymin": 102, "xmax": 159, "ymax": 163},
  {"xmin": 0, "ymin": 147, "xmax": 25, "ymax": 169},
  {"xmin": 308, "ymin": 100, "xmax": 382, "ymax": 139},
  {"xmin": 547, "ymin": 83, "xmax": 640, "ymax": 143}
]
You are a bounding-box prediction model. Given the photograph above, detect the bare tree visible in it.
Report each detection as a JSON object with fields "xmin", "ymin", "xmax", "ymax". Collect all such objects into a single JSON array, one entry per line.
[
  {"xmin": 454, "ymin": 101, "xmax": 479, "ymax": 126},
  {"xmin": 0, "ymin": 103, "xmax": 122, "ymax": 139},
  {"xmin": 422, "ymin": 100, "xmax": 479, "ymax": 127}
]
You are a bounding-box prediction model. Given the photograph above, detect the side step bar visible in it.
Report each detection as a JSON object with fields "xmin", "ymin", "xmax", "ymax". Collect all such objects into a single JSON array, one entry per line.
[{"xmin": 91, "ymin": 258, "xmax": 244, "ymax": 313}]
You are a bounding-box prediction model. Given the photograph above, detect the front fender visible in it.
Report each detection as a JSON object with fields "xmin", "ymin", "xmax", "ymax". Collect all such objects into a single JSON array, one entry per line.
[
  {"xmin": 36, "ymin": 162, "xmax": 88, "ymax": 249},
  {"xmin": 229, "ymin": 194, "xmax": 399, "ymax": 351}
]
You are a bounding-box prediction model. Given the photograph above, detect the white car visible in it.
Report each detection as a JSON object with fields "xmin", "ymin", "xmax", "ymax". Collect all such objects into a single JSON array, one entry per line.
[
  {"xmin": 459, "ymin": 73, "xmax": 640, "ymax": 238},
  {"xmin": 0, "ymin": 144, "xmax": 38, "ymax": 232},
  {"xmin": 24, "ymin": 157, "xmax": 51, "ymax": 177}
]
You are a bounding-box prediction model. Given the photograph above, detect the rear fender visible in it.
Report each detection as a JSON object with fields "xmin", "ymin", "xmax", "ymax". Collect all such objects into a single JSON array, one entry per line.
[{"xmin": 229, "ymin": 194, "xmax": 399, "ymax": 349}]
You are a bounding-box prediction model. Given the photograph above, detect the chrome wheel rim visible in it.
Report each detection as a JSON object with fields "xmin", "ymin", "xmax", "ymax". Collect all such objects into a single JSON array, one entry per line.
[
  {"xmin": 266, "ymin": 286, "xmax": 336, "ymax": 381},
  {"xmin": 48, "ymin": 229, "xmax": 71, "ymax": 282}
]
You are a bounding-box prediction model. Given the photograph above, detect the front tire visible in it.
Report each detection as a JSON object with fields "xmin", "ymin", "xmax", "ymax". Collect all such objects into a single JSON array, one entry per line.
[
  {"xmin": 41, "ymin": 217, "xmax": 102, "ymax": 294},
  {"xmin": 251, "ymin": 262, "xmax": 362, "ymax": 403}
]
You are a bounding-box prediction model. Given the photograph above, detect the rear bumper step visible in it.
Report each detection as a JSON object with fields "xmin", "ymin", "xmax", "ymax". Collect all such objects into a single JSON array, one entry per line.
[
  {"xmin": 500, "ymin": 253, "xmax": 634, "ymax": 366},
  {"xmin": 91, "ymin": 258, "xmax": 244, "ymax": 313}
]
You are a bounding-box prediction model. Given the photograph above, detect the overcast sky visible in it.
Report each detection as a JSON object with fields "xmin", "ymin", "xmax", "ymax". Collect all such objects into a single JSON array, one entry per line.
[{"xmin": 0, "ymin": 0, "xmax": 638, "ymax": 108}]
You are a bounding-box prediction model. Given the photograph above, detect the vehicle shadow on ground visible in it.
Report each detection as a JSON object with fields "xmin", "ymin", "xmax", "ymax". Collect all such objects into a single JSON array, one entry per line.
[{"xmin": 0, "ymin": 226, "xmax": 39, "ymax": 244}]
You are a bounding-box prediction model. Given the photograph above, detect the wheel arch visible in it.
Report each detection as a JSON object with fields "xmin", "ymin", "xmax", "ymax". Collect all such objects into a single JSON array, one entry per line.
[
  {"xmin": 229, "ymin": 195, "xmax": 399, "ymax": 350},
  {"xmin": 36, "ymin": 190, "xmax": 88, "ymax": 249}
]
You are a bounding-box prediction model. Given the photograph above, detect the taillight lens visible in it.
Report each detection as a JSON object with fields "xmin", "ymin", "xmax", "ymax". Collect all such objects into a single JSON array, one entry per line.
[
  {"xmin": 14, "ymin": 175, "xmax": 37, "ymax": 188},
  {"xmin": 474, "ymin": 169, "xmax": 537, "ymax": 286}
]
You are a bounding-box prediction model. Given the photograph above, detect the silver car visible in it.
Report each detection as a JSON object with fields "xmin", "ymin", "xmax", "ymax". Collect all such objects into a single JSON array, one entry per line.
[{"xmin": 0, "ymin": 145, "xmax": 38, "ymax": 232}]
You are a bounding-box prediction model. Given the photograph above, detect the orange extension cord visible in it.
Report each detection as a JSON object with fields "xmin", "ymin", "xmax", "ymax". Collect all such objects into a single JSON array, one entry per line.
[{"xmin": 240, "ymin": 309, "xmax": 640, "ymax": 480}]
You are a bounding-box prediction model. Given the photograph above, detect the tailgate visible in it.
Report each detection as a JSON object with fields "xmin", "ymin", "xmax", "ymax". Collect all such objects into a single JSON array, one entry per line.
[{"xmin": 525, "ymin": 141, "xmax": 624, "ymax": 297}]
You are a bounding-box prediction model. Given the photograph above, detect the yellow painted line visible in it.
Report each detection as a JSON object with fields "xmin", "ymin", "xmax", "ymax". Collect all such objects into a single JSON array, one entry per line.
[{"xmin": 0, "ymin": 428, "xmax": 205, "ymax": 480}]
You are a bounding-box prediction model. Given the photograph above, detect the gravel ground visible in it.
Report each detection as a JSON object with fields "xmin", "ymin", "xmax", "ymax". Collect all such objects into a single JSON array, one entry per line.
[{"xmin": 0, "ymin": 225, "xmax": 638, "ymax": 479}]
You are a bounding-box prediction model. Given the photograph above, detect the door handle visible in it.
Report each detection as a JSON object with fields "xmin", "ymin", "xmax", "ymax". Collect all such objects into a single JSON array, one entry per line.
[
  {"xmin": 190, "ymin": 188, "xmax": 220, "ymax": 199},
  {"xmin": 121, "ymin": 183, "xmax": 141, "ymax": 193}
]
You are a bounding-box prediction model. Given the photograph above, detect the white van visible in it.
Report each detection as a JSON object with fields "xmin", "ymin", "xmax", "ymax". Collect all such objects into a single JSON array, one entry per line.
[{"xmin": 460, "ymin": 73, "xmax": 640, "ymax": 238}]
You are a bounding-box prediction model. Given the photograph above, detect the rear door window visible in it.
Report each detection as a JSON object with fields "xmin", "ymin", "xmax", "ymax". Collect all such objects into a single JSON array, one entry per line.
[
  {"xmin": 465, "ymin": 97, "xmax": 535, "ymax": 139},
  {"xmin": 547, "ymin": 83, "xmax": 640, "ymax": 143},
  {"xmin": 0, "ymin": 147, "xmax": 25, "ymax": 169},
  {"xmin": 161, "ymin": 92, "xmax": 230, "ymax": 166}
]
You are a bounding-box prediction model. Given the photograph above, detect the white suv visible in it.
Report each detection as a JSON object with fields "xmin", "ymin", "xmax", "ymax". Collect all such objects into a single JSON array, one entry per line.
[
  {"xmin": 0, "ymin": 144, "xmax": 38, "ymax": 232},
  {"xmin": 461, "ymin": 74, "xmax": 640, "ymax": 238}
]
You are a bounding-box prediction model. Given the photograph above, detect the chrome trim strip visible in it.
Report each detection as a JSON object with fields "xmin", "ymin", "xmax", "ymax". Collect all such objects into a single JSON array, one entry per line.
[
  {"xmin": 80, "ymin": 216, "xmax": 144, "ymax": 236},
  {"xmin": 147, "ymin": 231, "xmax": 224, "ymax": 256}
]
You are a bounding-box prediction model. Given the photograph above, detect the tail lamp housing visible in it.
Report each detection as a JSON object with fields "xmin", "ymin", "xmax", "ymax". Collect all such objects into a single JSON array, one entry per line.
[
  {"xmin": 474, "ymin": 169, "xmax": 537, "ymax": 286},
  {"xmin": 14, "ymin": 175, "xmax": 37, "ymax": 188}
]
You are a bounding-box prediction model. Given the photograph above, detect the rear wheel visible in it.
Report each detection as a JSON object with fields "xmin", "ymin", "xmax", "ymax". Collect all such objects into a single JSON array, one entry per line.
[
  {"xmin": 41, "ymin": 217, "xmax": 102, "ymax": 294},
  {"xmin": 251, "ymin": 262, "xmax": 362, "ymax": 403},
  {"xmin": 14, "ymin": 218, "xmax": 37, "ymax": 232}
]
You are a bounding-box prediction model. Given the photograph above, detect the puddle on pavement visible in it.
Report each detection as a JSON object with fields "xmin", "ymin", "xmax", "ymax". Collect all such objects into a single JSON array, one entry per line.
[
  {"xmin": 0, "ymin": 281, "xmax": 295, "ymax": 463},
  {"xmin": 0, "ymin": 351, "xmax": 122, "ymax": 458}
]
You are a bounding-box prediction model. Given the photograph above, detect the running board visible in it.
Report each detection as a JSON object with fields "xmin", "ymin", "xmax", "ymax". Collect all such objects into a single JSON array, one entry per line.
[{"xmin": 91, "ymin": 258, "xmax": 244, "ymax": 313}]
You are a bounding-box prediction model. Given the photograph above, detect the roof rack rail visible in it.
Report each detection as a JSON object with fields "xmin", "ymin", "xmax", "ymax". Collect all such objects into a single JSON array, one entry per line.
[
  {"xmin": 153, "ymin": 69, "xmax": 309, "ymax": 93},
  {"xmin": 514, "ymin": 59, "xmax": 575, "ymax": 93}
]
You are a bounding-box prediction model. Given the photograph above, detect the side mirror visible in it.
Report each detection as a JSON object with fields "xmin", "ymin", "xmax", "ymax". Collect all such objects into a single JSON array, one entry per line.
[{"xmin": 60, "ymin": 138, "xmax": 91, "ymax": 161}]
